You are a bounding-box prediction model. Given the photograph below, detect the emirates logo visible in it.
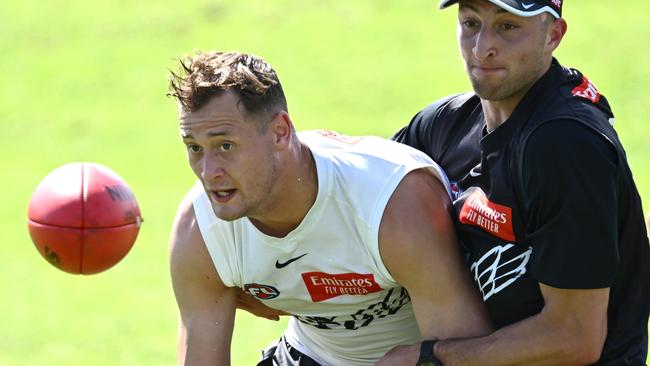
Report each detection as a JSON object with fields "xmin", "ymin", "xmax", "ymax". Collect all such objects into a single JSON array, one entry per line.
[
  {"xmin": 458, "ymin": 189, "xmax": 515, "ymax": 242},
  {"xmin": 302, "ymin": 272, "xmax": 382, "ymax": 302},
  {"xmin": 572, "ymin": 76, "xmax": 601, "ymax": 104}
]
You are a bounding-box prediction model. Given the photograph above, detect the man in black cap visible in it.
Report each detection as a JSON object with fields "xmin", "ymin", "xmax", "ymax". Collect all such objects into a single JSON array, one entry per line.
[{"xmin": 381, "ymin": 0, "xmax": 650, "ymax": 365}]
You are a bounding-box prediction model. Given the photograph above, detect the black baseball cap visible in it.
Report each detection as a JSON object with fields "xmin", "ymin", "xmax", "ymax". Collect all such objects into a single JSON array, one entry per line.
[{"xmin": 439, "ymin": 0, "xmax": 563, "ymax": 19}]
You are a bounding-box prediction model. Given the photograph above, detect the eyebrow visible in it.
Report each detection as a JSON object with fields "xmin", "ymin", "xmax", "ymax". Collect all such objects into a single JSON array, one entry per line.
[
  {"xmin": 179, "ymin": 130, "xmax": 193, "ymax": 139},
  {"xmin": 180, "ymin": 131, "xmax": 228, "ymax": 139}
]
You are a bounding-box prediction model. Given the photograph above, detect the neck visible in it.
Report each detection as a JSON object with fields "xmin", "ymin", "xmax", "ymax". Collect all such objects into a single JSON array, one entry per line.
[
  {"xmin": 249, "ymin": 141, "xmax": 318, "ymax": 237},
  {"xmin": 481, "ymin": 97, "xmax": 523, "ymax": 131}
]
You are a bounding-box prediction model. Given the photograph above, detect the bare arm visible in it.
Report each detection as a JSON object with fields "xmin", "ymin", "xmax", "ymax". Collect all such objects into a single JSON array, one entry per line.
[
  {"xmin": 169, "ymin": 194, "xmax": 237, "ymax": 366},
  {"xmin": 434, "ymin": 285, "xmax": 608, "ymax": 366},
  {"xmin": 378, "ymin": 169, "xmax": 492, "ymax": 348}
]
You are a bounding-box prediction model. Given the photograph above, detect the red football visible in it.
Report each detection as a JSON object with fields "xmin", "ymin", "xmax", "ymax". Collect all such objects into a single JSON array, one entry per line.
[{"xmin": 27, "ymin": 162, "xmax": 143, "ymax": 275}]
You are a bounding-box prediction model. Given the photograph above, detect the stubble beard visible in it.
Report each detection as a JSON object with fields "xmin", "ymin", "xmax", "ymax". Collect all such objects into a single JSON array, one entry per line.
[
  {"xmin": 468, "ymin": 36, "xmax": 548, "ymax": 102},
  {"xmin": 248, "ymin": 157, "xmax": 280, "ymax": 218},
  {"xmin": 210, "ymin": 156, "xmax": 280, "ymax": 222},
  {"xmin": 469, "ymin": 64, "xmax": 543, "ymax": 102}
]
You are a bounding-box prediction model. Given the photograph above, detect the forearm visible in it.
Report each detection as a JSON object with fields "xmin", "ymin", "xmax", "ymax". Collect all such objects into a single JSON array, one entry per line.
[
  {"xmin": 436, "ymin": 312, "xmax": 601, "ymax": 366},
  {"xmin": 177, "ymin": 308, "xmax": 235, "ymax": 366},
  {"xmin": 170, "ymin": 199, "xmax": 238, "ymax": 366}
]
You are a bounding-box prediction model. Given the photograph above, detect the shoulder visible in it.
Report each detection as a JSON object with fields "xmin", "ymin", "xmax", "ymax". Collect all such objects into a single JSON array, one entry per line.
[
  {"xmin": 514, "ymin": 65, "xmax": 619, "ymax": 174},
  {"xmin": 169, "ymin": 187, "xmax": 201, "ymax": 255},
  {"xmin": 169, "ymin": 186, "xmax": 225, "ymax": 288},
  {"xmin": 170, "ymin": 184, "xmax": 206, "ymax": 260},
  {"xmin": 393, "ymin": 93, "xmax": 483, "ymax": 175},
  {"xmin": 531, "ymin": 63, "xmax": 615, "ymax": 133},
  {"xmin": 416, "ymin": 92, "xmax": 480, "ymax": 124},
  {"xmin": 518, "ymin": 120, "xmax": 619, "ymax": 214},
  {"xmin": 303, "ymin": 130, "xmax": 436, "ymax": 173},
  {"xmin": 389, "ymin": 168, "xmax": 451, "ymax": 219},
  {"xmin": 393, "ymin": 92, "xmax": 480, "ymax": 142},
  {"xmin": 378, "ymin": 168, "xmax": 462, "ymax": 292},
  {"xmin": 522, "ymin": 120, "xmax": 617, "ymax": 170},
  {"xmin": 380, "ymin": 168, "xmax": 453, "ymax": 254}
]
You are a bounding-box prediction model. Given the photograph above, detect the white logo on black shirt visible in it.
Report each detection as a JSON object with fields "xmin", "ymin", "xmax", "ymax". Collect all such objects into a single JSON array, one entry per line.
[{"xmin": 470, "ymin": 244, "xmax": 532, "ymax": 300}]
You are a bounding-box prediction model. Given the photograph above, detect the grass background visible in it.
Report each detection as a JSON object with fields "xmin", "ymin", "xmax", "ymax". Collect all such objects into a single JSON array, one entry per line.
[{"xmin": 1, "ymin": 1, "xmax": 648, "ymax": 365}]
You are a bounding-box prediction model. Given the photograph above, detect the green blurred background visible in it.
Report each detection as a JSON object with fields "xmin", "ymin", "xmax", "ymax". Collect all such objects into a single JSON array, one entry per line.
[{"xmin": 1, "ymin": 1, "xmax": 648, "ymax": 365}]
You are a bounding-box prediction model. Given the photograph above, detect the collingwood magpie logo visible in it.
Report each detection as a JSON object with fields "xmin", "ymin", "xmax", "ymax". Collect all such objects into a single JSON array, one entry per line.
[{"xmin": 470, "ymin": 244, "xmax": 531, "ymax": 300}]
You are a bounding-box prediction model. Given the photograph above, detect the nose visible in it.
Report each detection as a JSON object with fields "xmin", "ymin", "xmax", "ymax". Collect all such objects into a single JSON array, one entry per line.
[
  {"xmin": 473, "ymin": 26, "xmax": 497, "ymax": 62},
  {"xmin": 200, "ymin": 152, "xmax": 225, "ymax": 182}
]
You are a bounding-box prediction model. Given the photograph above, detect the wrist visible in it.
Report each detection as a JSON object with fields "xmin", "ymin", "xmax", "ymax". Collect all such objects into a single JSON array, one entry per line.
[{"xmin": 416, "ymin": 340, "xmax": 443, "ymax": 366}]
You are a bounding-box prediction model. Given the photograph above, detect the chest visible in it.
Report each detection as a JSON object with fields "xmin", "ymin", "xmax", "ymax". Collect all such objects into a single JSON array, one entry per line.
[
  {"xmin": 449, "ymin": 133, "xmax": 544, "ymax": 328},
  {"xmin": 232, "ymin": 206, "xmax": 399, "ymax": 317}
]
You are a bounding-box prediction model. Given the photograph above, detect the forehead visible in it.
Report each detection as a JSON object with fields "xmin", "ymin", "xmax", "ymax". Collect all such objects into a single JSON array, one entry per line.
[
  {"xmin": 179, "ymin": 91, "xmax": 248, "ymax": 131},
  {"xmin": 458, "ymin": 0, "xmax": 549, "ymax": 26},
  {"xmin": 459, "ymin": 0, "xmax": 516, "ymax": 15}
]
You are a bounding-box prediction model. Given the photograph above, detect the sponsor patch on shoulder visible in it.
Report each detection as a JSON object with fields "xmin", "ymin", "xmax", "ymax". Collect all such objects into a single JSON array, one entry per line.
[
  {"xmin": 302, "ymin": 272, "xmax": 382, "ymax": 302},
  {"xmin": 571, "ymin": 76, "xmax": 601, "ymax": 103}
]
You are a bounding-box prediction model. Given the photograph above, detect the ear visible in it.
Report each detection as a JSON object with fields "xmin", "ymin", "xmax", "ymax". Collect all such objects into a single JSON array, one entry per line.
[
  {"xmin": 546, "ymin": 18, "xmax": 567, "ymax": 53},
  {"xmin": 268, "ymin": 111, "xmax": 294, "ymax": 149}
]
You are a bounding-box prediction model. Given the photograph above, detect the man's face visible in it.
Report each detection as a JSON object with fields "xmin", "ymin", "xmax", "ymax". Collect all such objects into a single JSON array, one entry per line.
[
  {"xmin": 179, "ymin": 91, "xmax": 279, "ymax": 221},
  {"xmin": 457, "ymin": 0, "xmax": 552, "ymax": 102}
]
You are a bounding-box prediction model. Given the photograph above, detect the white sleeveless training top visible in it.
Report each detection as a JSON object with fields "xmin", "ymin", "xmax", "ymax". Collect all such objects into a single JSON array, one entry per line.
[{"xmin": 191, "ymin": 130, "xmax": 450, "ymax": 366}]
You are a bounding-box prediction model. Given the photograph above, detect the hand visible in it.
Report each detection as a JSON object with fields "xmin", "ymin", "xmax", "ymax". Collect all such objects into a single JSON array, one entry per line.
[
  {"xmin": 375, "ymin": 343, "xmax": 420, "ymax": 365},
  {"xmin": 236, "ymin": 289, "xmax": 290, "ymax": 321}
]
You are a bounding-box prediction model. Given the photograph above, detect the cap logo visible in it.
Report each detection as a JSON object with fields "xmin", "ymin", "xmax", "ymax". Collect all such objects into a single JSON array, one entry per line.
[
  {"xmin": 549, "ymin": 0, "xmax": 562, "ymax": 9},
  {"xmin": 522, "ymin": 3, "xmax": 535, "ymax": 9}
]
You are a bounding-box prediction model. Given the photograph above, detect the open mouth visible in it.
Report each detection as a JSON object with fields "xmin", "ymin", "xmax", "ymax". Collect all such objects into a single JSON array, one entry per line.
[{"xmin": 211, "ymin": 189, "xmax": 236, "ymax": 203}]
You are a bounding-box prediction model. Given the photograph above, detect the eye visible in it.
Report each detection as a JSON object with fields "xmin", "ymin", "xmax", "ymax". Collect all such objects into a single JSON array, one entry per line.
[
  {"xmin": 500, "ymin": 23, "xmax": 518, "ymax": 31},
  {"xmin": 219, "ymin": 143, "xmax": 233, "ymax": 152},
  {"xmin": 460, "ymin": 18, "xmax": 479, "ymax": 29},
  {"xmin": 186, "ymin": 144, "xmax": 202, "ymax": 153}
]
